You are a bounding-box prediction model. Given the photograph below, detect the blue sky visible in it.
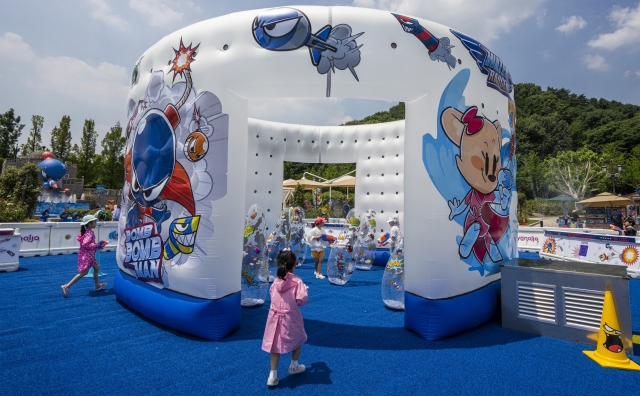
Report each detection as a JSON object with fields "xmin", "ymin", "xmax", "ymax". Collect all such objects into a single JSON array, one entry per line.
[{"xmin": 1, "ymin": 0, "xmax": 639, "ymax": 149}]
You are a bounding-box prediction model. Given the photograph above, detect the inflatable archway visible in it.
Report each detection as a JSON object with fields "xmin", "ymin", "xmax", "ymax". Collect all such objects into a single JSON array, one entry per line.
[{"xmin": 115, "ymin": 6, "xmax": 518, "ymax": 341}]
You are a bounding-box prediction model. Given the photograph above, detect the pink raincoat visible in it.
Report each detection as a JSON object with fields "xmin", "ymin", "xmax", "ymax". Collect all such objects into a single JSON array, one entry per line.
[
  {"xmin": 262, "ymin": 273, "xmax": 308, "ymax": 354},
  {"xmin": 77, "ymin": 229, "xmax": 99, "ymax": 272}
]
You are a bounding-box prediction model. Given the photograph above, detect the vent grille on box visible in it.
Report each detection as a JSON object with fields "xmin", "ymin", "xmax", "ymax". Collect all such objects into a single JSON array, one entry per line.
[
  {"xmin": 563, "ymin": 288, "xmax": 604, "ymax": 331},
  {"xmin": 517, "ymin": 282, "xmax": 556, "ymax": 323}
]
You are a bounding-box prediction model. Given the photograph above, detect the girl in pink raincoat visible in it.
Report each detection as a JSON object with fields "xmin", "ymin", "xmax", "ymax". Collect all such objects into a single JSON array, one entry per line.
[
  {"xmin": 262, "ymin": 250, "xmax": 309, "ymax": 387},
  {"xmin": 60, "ymin": 215, "xmax": 108, "ymax": 297}
]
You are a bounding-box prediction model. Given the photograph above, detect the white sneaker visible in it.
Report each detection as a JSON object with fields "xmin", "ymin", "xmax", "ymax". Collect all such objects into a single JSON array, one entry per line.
[
  {"xmin": 289, "ymin": 364, "xmax": 306, "ymax": 375},
  {"xmin": 317, "ymin": 273, "xmax": 326, "ymax": 279},
  {"xmin": 267, "ymin": 376, "xmax": 279, "ymax": 386}
]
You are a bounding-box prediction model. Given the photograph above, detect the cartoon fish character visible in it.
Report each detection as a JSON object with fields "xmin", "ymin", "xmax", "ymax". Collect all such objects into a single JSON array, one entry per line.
[
  {"xmin": 163, "ymin": 215, "xmax": 200, "ymax": 260},
  {"xmin": 602, "ymin": 322, "xmax": 623, "ymax": 353}
]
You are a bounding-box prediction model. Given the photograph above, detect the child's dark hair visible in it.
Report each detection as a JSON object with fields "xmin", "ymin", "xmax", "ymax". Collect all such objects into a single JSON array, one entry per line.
[
  {"xmin": 276, "ymin": 250, "xmax": 297, "ymax": 280},
  {"xmin": 80, "ymin": 224, "xmax": 88, "ymax": 236}
]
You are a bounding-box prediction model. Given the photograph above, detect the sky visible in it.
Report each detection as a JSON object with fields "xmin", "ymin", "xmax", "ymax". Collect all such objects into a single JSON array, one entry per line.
[{"xmin": 1, "ymin": 0, "xmax": 639, "ymax": 151}]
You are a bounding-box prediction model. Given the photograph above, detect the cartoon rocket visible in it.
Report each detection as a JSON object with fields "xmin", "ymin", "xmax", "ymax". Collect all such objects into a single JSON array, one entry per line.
[{"xmin": 392, "ymin": 13, "xmax": 456, "ymax": 69}]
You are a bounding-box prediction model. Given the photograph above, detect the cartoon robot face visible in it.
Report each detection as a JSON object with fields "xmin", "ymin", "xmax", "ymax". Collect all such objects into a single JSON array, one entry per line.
[
  {"xmin": 183, "ymin": 130, "xmax": 209, "ymax": 162},
  {"xmin": 252, "ymin": 7, "xmax": 311, "ymax": 51},
  {"xmin": 131, "ymin": 109, "xmax": 176, "ymax": 205},
  {"xmin": 164, "ymin": 215, "xmax": 200, "ymax": 260},
  {"xmin": 602, "ymin": 322, "xmax": 623, "ymax": 353}
]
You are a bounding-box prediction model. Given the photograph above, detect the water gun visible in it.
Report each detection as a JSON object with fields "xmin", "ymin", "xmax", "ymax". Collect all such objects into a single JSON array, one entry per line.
[
  {"xmin": 321, "ymin": 234, "xmax": 336, "ymax": 244},
  {"xmin": 609, "ymin": 224, "xmax": 622, "ymax": 232},
  {"xmin": 378, "ymin": 232, "xmax": 390, "ymax": 246},
  {"xmin": 97, "ymin": 240, "xmax": 108, "ymax": 250}
]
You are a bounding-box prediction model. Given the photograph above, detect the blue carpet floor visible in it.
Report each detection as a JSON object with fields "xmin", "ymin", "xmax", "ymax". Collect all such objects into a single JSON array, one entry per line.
[{"xmin": 2, "ymin": 253, "xmax": 640, "ymax": 395}]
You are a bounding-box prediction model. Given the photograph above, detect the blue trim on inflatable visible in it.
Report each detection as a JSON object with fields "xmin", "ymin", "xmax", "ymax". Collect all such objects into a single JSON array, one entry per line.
[
  {"xmin": 114, "ymin": 270, "xmax": 241, "ymax": 341},
  {"xmin": 405, "ymin": 280, "xmax": 501, "ymax": 340},
  {"xmin": 374, "ymin": 248, "xmax": 390, "ymax": 266}
]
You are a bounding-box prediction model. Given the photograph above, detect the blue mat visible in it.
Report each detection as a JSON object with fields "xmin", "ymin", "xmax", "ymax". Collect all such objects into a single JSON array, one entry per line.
[{"xmin": 2, "ymin": 253, "xmax": 640, "ymax": 395}]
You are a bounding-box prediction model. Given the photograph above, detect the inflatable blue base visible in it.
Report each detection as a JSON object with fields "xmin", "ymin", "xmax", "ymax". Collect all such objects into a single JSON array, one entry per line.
[
  {"xmin": 373, "ymin": 248, "xmax": 390, "ymax": 266},
  {"xmin": 114, "ymin": 270, "xmax": 240, "ymax": 340},
  {"xmin": 405, "ymin": 280, "xmax": 500, "ymax": 340}
]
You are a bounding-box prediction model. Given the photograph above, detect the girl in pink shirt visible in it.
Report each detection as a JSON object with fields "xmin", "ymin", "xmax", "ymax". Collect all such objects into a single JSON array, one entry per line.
[
  {"xmin": 60, "ymin": 215, "xmax": 108, "ymax": 297},
  {"xmin": 262, "ymin": 250, "xmax": 309, "ymax": 387}
]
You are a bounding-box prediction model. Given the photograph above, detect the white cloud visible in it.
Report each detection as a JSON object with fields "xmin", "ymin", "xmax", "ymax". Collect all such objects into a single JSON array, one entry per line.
[
  {"xmin": 0, "ymin": 32, "xmax": 36, "ymax": 61},
  {"xmin": 624, "ymin": 70, "xmax": 631, "ymax": 77},
  {"xmin": 537, "ymin": 8, "xmax": 547, "ymax": 28},
  {"xmin": 34, "ymin": 57, "xmax": 129, "ymax": 107},
  {"xmin": 556, "ymin": 15, "xmax": 586, "ymax": 34},
  {"xmin": 352, "ymin": 0, "xmax": 546, "ymax": 44},
  {"xmin": 249, "ymin": 98, "xmax": 353, "ymax": 126},
  {"xmin": 582, "ymin": 54, "xmax": 609, "ymax": 71},
  {"xmin": 636, "ymin": 70, "xmax": 640, "ymax": 78},
  {"xmin": 129, "ymin": 0, "xmax": 184, "ymax": 27},
  {"xmin": 89, "ymin": 0, "xmax": 130, "ymax": 31},
  {"xmin": 588, "ymin": 4, "xmax": 640, "ymax": 50}
]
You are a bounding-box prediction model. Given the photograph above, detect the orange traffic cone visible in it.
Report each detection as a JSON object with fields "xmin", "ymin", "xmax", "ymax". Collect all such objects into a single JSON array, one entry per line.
[{"xmin": 583, "ymin": 290, "xmax": 640, "ymax": 370}]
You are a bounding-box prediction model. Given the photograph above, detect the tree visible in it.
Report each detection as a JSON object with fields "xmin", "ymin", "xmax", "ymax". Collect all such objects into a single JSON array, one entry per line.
[
  {"xmin": 77, "ymin": 119, "xmax": 97, "ymax": 181},
  {"xmin": 0, "ymin": 162, "xmax": 42, "ymax": 219},
  {"xmin": 51, "ymin": 115, "xmax": 72, "ymax": 160},
  {"xmin": 21, "ymin": 115, "xmax": 44, "ymax": 156},
  {"xmin": 99, "ymin": 121, "xmax": 126, "ymax": 189},
  {"xmin": 0, "ymin": 108, "xmax": 25, "ymax": 158},
  {"xmin": 292, "ymin": 183, "xmax": 305, "ymax": 208},
  {"xmin": 544, "ymin": 147, "xmax": 602, "ymax": 200}
]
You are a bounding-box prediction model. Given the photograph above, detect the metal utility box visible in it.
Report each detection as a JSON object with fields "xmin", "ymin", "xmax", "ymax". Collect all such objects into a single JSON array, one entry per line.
[{"xmin": 501, "ymin": 258, "xmax": 633, "ymax": 355}]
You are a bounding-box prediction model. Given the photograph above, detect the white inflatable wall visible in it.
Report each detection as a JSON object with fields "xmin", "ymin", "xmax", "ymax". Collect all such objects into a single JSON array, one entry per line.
[
  {"xmin": 246, "ymin": 119, "xmax": 404, "ymax": 233},
  {"xmin": 115, "ymin": 5, "xmax": 517, "ymax": 340}
]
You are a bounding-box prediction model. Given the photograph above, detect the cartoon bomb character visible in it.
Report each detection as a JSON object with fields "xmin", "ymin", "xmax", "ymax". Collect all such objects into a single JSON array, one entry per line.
[
  {"xmin": 183, "ymin": 130, "xmax": 209, "ymax": 162},
  {"xmin": 442, "ymin": 106, "xmax": 512, "ymax": 264},
  {"xmin": 164, "ymin": 215, "xmax": 201, "ymax": 260},
  {"xmin": 602, "ymin": 322, "xmax": 624, "ymax": 353}
]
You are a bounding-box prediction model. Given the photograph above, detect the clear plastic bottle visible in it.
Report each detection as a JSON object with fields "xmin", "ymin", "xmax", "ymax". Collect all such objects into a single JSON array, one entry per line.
[
  {"xmin": 327, "ymin": 209, "xmax": 361, "ymax": 285},
  {"xmin": 381, "ymin": 242, "xmax": 404, "ymax": 310},
  {"xmin": 241, "ymin": 204, "xmax": 269, "ymax": 307},
  {"xmin": 266, "ymin": 210, "xmax": 290, "ymax": 282},
  {"xmin": 355, "ymin": 209, "xmax": 376, "ymax": 270},
  {"xmin": 287, "ymin": 207, "xmax": 306, "ymax": 267}
]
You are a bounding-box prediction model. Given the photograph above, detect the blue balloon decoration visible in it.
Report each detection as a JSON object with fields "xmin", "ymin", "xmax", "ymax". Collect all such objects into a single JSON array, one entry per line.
[
  {"xmin": 42, "ymin": 182, "xmax": 50, "ymax": 189},
  {"xmin": 38, "ymin": 158, "xmax": 66, "ymax": 181}
]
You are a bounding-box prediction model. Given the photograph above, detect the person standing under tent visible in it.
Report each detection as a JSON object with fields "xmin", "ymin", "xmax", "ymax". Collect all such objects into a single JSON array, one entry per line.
[
  {"xmin": 571, "ymin": 209, "xmax": 578, "ymax": 226},
  {"xmin": 112, "ymin": 204, "xmax": 121, "ymax": 221},
  {"xmin": 387, "ymin": 215, "xmax": 403, "ymax": 252}
]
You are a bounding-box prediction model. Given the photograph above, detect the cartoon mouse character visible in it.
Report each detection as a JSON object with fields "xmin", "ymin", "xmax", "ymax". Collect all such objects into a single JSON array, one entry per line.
[{"xmin": 441, "ymin": 106, "xmax": 511, "ymax": 264}]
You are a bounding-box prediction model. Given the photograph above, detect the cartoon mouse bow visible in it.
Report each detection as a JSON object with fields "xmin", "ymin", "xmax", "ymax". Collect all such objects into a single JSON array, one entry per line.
[{"xmin": 462, "ymin": 107, "xmax": 484, "ymax": 134}]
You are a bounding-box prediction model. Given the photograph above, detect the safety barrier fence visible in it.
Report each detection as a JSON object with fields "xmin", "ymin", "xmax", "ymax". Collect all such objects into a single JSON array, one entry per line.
[{"xmin": 0, "ymin": 221, "xmax": 119, "ymax": 257}]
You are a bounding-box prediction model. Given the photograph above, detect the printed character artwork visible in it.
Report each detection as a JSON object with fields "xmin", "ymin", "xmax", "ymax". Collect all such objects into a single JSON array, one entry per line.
[
  {"xmin": 541, "ymin": 238, "xmax": 556, "ymax": 254},
  {"xmin": 119, "ymin": 37, "xmax": 229, "ymax": 285},
  {"xmin": 241, "ymin": 204, "xmax": 268, "ymax": 306},
  {"xmin": 252, "ymin": 7, "xmax": 364, "ymax": 97},
  {"xmin": 266, "ymin": 210, "xmax": 290, "ymax": 281},
  {"xmin": 423, "ymin": 69, "xmax": 516, "ymax": 276},
  {"xmin": 381, "ymin": 241, "xmax": 405, "ymax": 310},
  {"xmin": 391, "ymin": 13, "xmax": 456, "ymax": 69},
  {"xmin": 131, "ymin": 55, "xmax": 144, "ymax": 87},
  {"xmin": 450, "ymin": 30, "xmax": 513, "ymax": 98},
  {"xmin": 602, "ymin": 322, "xmax": 623, "ymax": 353},
  {"xmin": 355, "ymin": 209, "xmax": 377, "ymax": 270}
]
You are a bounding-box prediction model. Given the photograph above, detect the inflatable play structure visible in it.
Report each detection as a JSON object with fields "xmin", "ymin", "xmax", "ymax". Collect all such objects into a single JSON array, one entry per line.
[{"xmin": 114, "ymin": 6, "xmax": 518, "ymax": 340}]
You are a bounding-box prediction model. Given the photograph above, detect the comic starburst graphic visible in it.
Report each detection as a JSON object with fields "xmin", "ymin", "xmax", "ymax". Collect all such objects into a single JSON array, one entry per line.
[
  {"xmin": 170, "ymin": 38, "xmax": 200, "ymax": 82},
  {"xmin": 621, "ymin": 246, "xmax": 639, "ymax": 266},
  {"xmin": 542, "ymin": 238, "xmax": 556, "ymax": 254}
]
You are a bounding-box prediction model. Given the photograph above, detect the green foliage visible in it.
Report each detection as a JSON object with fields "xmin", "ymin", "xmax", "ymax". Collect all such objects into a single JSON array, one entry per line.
[
  {"xmin": 0, "ymin": 163, "xmax": 43, "ymax": 220},
  {"xmin": 21, "ymin": 115, "xmax": 44, "ymax": 156},
  {"xmin": 0, "ymin": 201, "xmax": 29, "ymax": 222},
  {"xmin": 0, "ymin": 108, "xmax": 25, "ymax": 158},
  {"xmin": 544, "ymin": 147, "xmax": 602, "ymax": 200},
  {"xmin": 77, "ymin": 119, "xmax": 98, "ymax": 182},
  {"xmin": 291, "ymin": 184, "xmax": 306, "ymax": 208},
  {"xmin": 94, "ymin": 122, "xmax": 125, "ymax": 189},
  {"xmin": 51, "ymin": 115, "xmax": 72, "ymax": 161},
  {"xmin": 342, "ymin": 102, "xmax": 405, "ymax": 125}
]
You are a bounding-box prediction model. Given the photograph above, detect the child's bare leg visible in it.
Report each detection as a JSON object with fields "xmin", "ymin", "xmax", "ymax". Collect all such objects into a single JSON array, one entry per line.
[
  {"xmin": 66, "ymin": 269, "xmax": 89, "ymax": 288},
  {"xmin": 93, "ymin": 265, "xmax": 100, "ymax": 287},
  {"xmin": 270, "ymin": 353, "xmax": 280, "ymax": 370},
  {"xmin": 291, "ymin": 345, "xmax": 302, "ymax": 361}
]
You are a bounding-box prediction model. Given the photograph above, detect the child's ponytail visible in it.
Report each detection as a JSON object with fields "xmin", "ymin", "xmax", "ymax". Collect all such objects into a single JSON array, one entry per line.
[
  {"xmin": 276, "ymin": 250, "xmax": 296, "ymax": 280},
  {"xmin": 80, "ymin": 224, "xmax": 87, "ymax": 236}
]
